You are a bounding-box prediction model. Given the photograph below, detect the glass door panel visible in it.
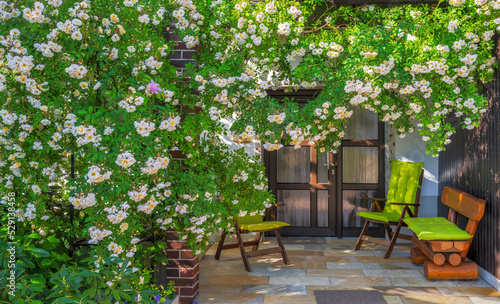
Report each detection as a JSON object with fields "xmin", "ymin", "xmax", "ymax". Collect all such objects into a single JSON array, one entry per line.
[
  {"xmin": 342, "ymin": 147, "xmax": 378, "ymax": 183},
  {"xmin": 277, "ymin": 147, "xmax": 311, "ymax": 183},
  {"xmin": 343, "ymin": 190, "xmax": 377, "ymax": 227},
  {"xmin": 317, "ymin": 152, "xmax": 329, "ymax": 184},
  {"xmin": 317, "ymin": 190, "xmax": 329, "ymax": 227},
  {"xmin": 344, "ymin": 107, "xmax": 379, "ymax": 140},
  {"xmin": 277, "ymin": 190, "xmax": 310, "ymax": 227}
]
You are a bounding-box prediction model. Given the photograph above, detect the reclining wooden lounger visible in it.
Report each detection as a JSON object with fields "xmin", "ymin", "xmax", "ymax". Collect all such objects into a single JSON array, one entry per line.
[{"xmin": 404, "ymin": 186, "xmax": 486, "ymax": 280}]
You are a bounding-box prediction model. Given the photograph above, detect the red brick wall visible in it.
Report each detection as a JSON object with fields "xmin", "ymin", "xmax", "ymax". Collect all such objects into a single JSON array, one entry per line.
[
  {"xmin": 166, "ymin": 230, "xmax": 200, "ymax": 304},
  {"xmin": 167, "ymin": 29, "xmax": 196, "ymax": 74}
]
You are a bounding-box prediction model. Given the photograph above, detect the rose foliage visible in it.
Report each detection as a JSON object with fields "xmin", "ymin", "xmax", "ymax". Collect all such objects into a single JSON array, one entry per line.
[{"xmin": 0, "ymin": 0, "xmax": 498, "ymax": 302}]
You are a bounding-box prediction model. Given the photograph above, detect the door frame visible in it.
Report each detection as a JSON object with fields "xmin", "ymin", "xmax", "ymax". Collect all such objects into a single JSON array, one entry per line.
[{"xmin": 264, "ymin": 144, "xmax": 337, "ymax": 236}]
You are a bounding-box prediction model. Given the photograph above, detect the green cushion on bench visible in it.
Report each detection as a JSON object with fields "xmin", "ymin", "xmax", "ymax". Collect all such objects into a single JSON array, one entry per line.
[
  {"xmin": 404, "ymin": 217, "xmax": 473, "ymax": 241},
  {"xmin": 357, "ymin": 211, "xmax": 402, "ymax": 223},
  {"xmin": 239, "ymin": 221, "xmax": 289, "ymax": 232}
]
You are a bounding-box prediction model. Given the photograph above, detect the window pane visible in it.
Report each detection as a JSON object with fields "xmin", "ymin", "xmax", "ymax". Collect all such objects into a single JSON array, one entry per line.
[
  {"xmin": 344, "ymin": 107, "xmax": 379, "ymax": 140},
  {"xmin": 277, "ymin": 146, "xmax": 310, "ymax": 183},
  {"xmin": 342, "ymin": 147, "xmax": 378, "ymax": 183},
  {"xmin": 317, "ymin": 190, "xmax": 328, "ymax": 227},
  {"xmin": 277, "ymin": 190, "xmax": 310, "ymax": 227},
  {"xmin": 343, "ymin": 190, "xmax": 377, "ymax": 227},
  {"xmin": 317, "ymin": 152, "xmax": 329, "ymax": 184}
]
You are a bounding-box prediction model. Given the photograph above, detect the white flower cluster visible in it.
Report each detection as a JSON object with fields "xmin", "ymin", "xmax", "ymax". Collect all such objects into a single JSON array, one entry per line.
[
  {"xmin": 265, "ymin": 2, "xmax": 277, "ymax": 14},
  {"xmin": 72, "ymin": 124, "xmax": 102, "ymax": 147},
  {"xmin": 287, "ymin": 6, "xmax": 302, "ymax": 18},
  {"xmin": 65, "ymin": 64, "xmax": 88, "ymax": 79},
  {"xmin": 105, "ymin": 204, "xmax": 130, "ymax": 224},
  {"xmin": 363, "ymin": 57, "xmax": 395, "ymax": 76},
  {"xmin": 286, "ymin": 47, "xmax": 306, "ymax": 63},
  {"xmin": 86, "ymin": 165, "xmax": 112, "ymax": 184},
  {"xmin": 141, "ymin": 157, "xmax": 170, "ymax": 175},
  {"xmin": 262, "ymin": 142, "xmax": 284, "ymax": 151},
  {"xmin": 128, "ymin": 186, "xmax": 147, "ymax": 202},
  {"xmin": 156, "ymin": 217, "xmax": 173, "ymax": 230},
  {"xmin": 115, "ymin": 152, "xmax": 136, "ymax": 169},
  {"xmin": 267, "ymin": 113, "xmax": 286, "ymax": 124},
  {"xmin": 4, "ymin": 54, "xmax": 43, "ymax": 95},
  {"xmin": 88, "ymin": 226, "xmax": 112, "ymax": 244},
  {"xmin": 34, "ymin": 41, "xmax": 62, "ymax": 57},
  {"xmin": 360, "ymin": 51, "xmax": 377, "ymax": 59},
  {"xmin": 232, "ymin": 170, "xmax": 249, "ymax": 182},
  {"xmin": 137, "ymin": 196, "xmax": 159, "ymax": 214},
  {"xmin": 234, "ymin": 125, "xmax": 257, "ymax": 142},
  {"xmin": 118, "ymin": 95, "xmax": 144, "ymax": 113},
  {"xmin": 277, "ymin": 22, "xmax": 291, "ymax": 36},
  {"xmin": 175, "ymin": 202, "xmax": 189, "ymax": 214},
  {"xmin": 22, "ymin": 2, "xmax": 47, "ymax": 23},
  {"xmin": 16, "ymin": 203, "xmax": 36, "ymax": 222},
  {"xmin": 69, "ymin": 193, "xmax": 97, "ymax": 210},
  {"xmin": 159, "ymin": 116, "xmax": 181, "ymax": 131},
  {"xmin": 208, "ymin": 106, "xmax": 222, "ymax": 120},
  {"xmin": 134, "ymin": 120, "xmax": 155, "ymax": 137}
]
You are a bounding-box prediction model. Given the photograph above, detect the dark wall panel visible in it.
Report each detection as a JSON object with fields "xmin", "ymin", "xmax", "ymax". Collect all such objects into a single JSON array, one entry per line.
[{"xmin": 439, "ymin": 66, "xmax": 500, "ymax": 279}]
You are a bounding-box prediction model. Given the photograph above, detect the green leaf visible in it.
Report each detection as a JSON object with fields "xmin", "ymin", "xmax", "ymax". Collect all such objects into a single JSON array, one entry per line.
[{"xmin": 27, "ymin": 248, "xmax": 50, "ymax": 257}]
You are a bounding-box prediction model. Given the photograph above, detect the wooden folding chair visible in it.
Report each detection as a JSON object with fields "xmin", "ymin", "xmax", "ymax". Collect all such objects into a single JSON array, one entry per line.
[
  {"xmin": 215, "ymin": 206, "xmax": 290, "ymax": 272},
  {"xmin": 355, "ymin": 160, "xmax": 425, "ymax": 258}
]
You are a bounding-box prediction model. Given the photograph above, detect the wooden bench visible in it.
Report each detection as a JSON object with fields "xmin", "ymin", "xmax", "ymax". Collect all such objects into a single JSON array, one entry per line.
[{"xmin": 404, "ymin": 186, "xmax": 487, "ymax": 280}]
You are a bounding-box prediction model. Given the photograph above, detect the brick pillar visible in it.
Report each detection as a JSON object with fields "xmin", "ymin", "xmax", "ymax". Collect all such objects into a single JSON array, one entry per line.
[{"xmin": 166, "ymin": 230, "xmax": 200, "ymax": 304}]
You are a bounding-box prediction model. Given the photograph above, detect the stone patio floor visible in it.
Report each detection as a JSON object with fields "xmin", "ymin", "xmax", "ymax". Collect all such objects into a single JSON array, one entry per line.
[{"xmin": 195, "ymin": 237, "xmax": 500, "ymax": 304}]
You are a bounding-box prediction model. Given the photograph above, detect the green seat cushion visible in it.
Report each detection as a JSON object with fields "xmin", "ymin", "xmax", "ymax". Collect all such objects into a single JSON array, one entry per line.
[
  {"xmin": 385, "ymin": 160, "xmax": 424, "ymax": 217},
  {"xmin": 237, "ymin": 214, "xmax": 264, "ymax": 225},
  {"xmin": 239, "ymin": 221, "xmax": 289, "ymax": 232},
  {"xmin": 357, "ymin": 211, "xmax": 401, "ymax": 223},
  {"xmin": 404, "ymin": 217, "xmax": 472, "ymax": 241}
]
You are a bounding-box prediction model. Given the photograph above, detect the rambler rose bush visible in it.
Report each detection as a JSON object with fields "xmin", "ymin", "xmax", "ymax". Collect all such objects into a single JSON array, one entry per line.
[
  {"xmin": 0, "ymin": 0, "xmax": 273, "ymax": 302},
  {"xmin": 0, "ymin": 0, "xmax": 499, "ymax": 302},
  {"xmin": 181, "ymin": 0, "xmax": 498, "ymax": 156}
]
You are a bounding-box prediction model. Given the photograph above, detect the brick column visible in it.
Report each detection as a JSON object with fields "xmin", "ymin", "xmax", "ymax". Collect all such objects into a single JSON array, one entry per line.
[{"xmin": 166, "ymin": 230, "xmax": 200, "ymax": 304}]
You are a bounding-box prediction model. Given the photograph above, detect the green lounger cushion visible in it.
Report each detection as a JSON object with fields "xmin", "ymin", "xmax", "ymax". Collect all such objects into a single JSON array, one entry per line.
[
  {"xmin": 404, "ymin": 217, "xmax": 473, "ymax": 241},
  {"xmin": 357, "ymin": 211, "xmax": 402, "ymax": 223},
  {"xmin": 237, "ymin": 214, "xmax": 289, "ymax": 232},
  {"xmin": 239, "ymin": 221, "xmax": 290, "ymax": 232},
  {"xmin": 385, "ymin": 160, "xmax": 424, "ymax": 217}
]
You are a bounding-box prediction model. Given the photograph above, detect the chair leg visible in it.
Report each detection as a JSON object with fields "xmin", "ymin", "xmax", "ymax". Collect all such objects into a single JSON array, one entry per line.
[
  {"xmin": 215, "ymin": 229, "xmax": 226, "ymax": 260},
  {"xmin": 384, "ymin": 224, "xmax": 393, "ymax": 240},
  {"xmin": 235, "ymin": 228, "xmax": 252, "ymax": 271},
  {"xmin": 275, "ymin": 229, "xmax": 290, "ymax": 265},
  {"xmin": 384, "ymin": 220, "xmax": 403, "ymax": 259},
  {"xmin": 252, "ymin": 232, "xmax": 262, "ymax": 251},
  {"xmin": 355, "ymin": 219, "xmax": 370, "ymax": 251}
]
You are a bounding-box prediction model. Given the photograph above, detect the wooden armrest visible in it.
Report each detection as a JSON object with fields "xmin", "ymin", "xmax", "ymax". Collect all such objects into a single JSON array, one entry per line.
[
  {"xmin": 360, "ymin": 197, "xmax": 387, "ymax": 201},
  {"xmin": 389, "ymin": 202, "xmax": 420, "ymax": 206}
]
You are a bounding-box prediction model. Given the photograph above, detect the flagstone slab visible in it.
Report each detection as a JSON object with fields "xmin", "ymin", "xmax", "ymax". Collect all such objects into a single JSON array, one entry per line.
[
  {"xmin": 269, "ymin": 276, "xmax": 330, "ymax": 286},
  {"xmin": 437, "ymin": 287, "xmax": 500, "ymax": 297},
  {"xmin": 469, "ymin": 297, "xmax": 500, "ymax": 304},
  {"xmin": 373, "ymin": 286, "xmax": 442, "ymax": 297},
  {"xmin": 330, "ymin": 277, "xmax": 393, "ymax": 286},
  {"xmin": 363, "ymin": 269, "xmax": 425, "ymax": 278},
  {"xmin": 195, "ymin": 292, "xmax": 265, "ymax": 304},
  {"xmin": 272, "ymin": 261, "xmax": 326, "ymax": 269},
  {"xmin": 207, "ymin": 275, "xmax": 269, "ymax": 285},
  {"xmin": 399, "ymin": 296, "xmax": 474, "ymax": 304},
  {"xmin": 384, "ymin": 295, "xmax": 404, "ymax": 304},
  {"xmin": 373, "ymin": 250, "xmax": 410, "ymax": 257},
  {"xmin": 453, "ymin": 279, "xmax": 497, "ymax": 287},
  {"xmin": 389, "ymin": 277, "xmax": 457, "ymax": 287},
  {"xmin": 199, "ymin": 283, "xmax": 242, "ymax": 294},
  {"xmin": 306, "ymin": 269, "xmax": 365, "ymax": 277},
  {"xmin": 357, "ymin": 256, "xmax": 411, "ymax": 263},
  {"xmin": 240, "ymin": 284, "xmax": 307, "ymax": 295},
  {"xmin": 263, "ymin": 294, "xmax": 317, "ymax": 304},
  {"xmin": 326, "ymin": 262, "xmax": 382, "ymax": 270},
  {"xmin": 200, "ymin": 267, "xmax": 249, "ymax": 276},
  {"xmin": 248, "ymin": 268, "xmax": 306, "ymax": 277},
  {"xmin": 324, "ymin": 249, "xmax": 375, "ymax": 256}
]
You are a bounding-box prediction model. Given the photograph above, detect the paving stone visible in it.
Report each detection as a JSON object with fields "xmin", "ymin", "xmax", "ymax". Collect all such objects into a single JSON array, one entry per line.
[
  {"xmin": 469, "ymin": 297, "xmax": 500, "ymax": 304},
  {"xmin": 326, "ymin": 262, "xmax": 382, "ymax": 270},
  {"xmin": 207, "ymin": 275, "xmax": 269, "ymax": 285},
  {"xmin": 200, "ymin": 267, "xmax": 249, "ymax": 276},
  {"xmin": 399, "ymin": 296, "xmax": 474, "ymax": 304},
  {"xmin": 324, "ymin": 249, "xmax": 375, "ymax": 256},
  {"xmin": 437, "ymin": 287, "xmax": 500, "ymax": 297},
  {"xmin": 195, "ymin": 293, "xmax": 265, "ymax": 304},
  {"xmin": 263, "ymin": 294, "xmax": 317, "ymax": 304},
  {"xmin": 453, "ymin": 279, "xmax": 496, "ymax": 287},
  {"xmin": 384, "ymin": 295, "xmax": 404, "ymax": 304},
  {"xmin": 273, "ymin": 261, "xmax": 326, "ymax": 269},
  {"xmin": 199, "ymin": 284, "xmax": 242, "ymax": 294},
  {"xmin": 330, "ymin": 277, "xmax": 393, "ymax": 286},
  {"xmin": 248, "ymin": 268, "xmax": 306, "ymax": 277},
  {"xmin": 357, "ymin": 256, "xmax": 411, "ymax": 263},
  {"xmin": 269, "ymin": 276, "xmax": 330, "ymax": 286},
  {"xmin": 390, "ymin": 277, "xmax": 457, "ymax": 287},
  {"xmin": 306, "ymin": 269, "xmax": 365, "ymax": 277},
  {"xmin": 240, "ymin": 284, "xmax": 307, "ymax": 295},
  {"xmin": 373, "ymin": 286, "xmax": 442, "ymax": 297},
  {"xmin": 363, "ymin": 269, "xmax": 425, "ymax": 278},
  {"xmin": 373, "ymin": 250, "xmax": 410, "ymax": 257},
  {"xmin": 306, "ymin": 285, "xmax": 374, "ymax": 294}
]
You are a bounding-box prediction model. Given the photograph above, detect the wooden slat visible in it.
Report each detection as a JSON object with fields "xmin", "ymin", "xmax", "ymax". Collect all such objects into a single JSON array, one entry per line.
[
  {"xmin": 246, "ymin": 247, "xmax": 282, "ymax": 257},
  {"xmin": 220, "ymin": 240, "xmax": 259, "ymax": 250},
  {"xmin": 441, "ymin": 187, "xmax": 487, "ymax": 221},
  {"xmin": 411, "ymin": 235, "xmax": 446, "ymax": 266},
  {"xmin": 410, "ymin": 247, "xmax": 430, "ymax": 264}
]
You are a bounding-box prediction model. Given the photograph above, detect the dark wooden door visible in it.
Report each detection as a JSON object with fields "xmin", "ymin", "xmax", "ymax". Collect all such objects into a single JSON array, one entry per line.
[{"xmin": 264, "ymin": 144, "xmax": 337, "ymax": 236}]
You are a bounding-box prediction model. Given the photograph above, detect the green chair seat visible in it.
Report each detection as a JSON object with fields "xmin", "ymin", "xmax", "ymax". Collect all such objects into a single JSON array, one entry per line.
[
  {"xmin": 404, "ymin": 217, "xmax": 472, "ymax": 241},
  {"xmin": 357, "ymin": 211, "xmax": 402, "ymax": 223},
  {"xmin": 239, "ymin": 221, "xmax": 289, "ymax": 232}
]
